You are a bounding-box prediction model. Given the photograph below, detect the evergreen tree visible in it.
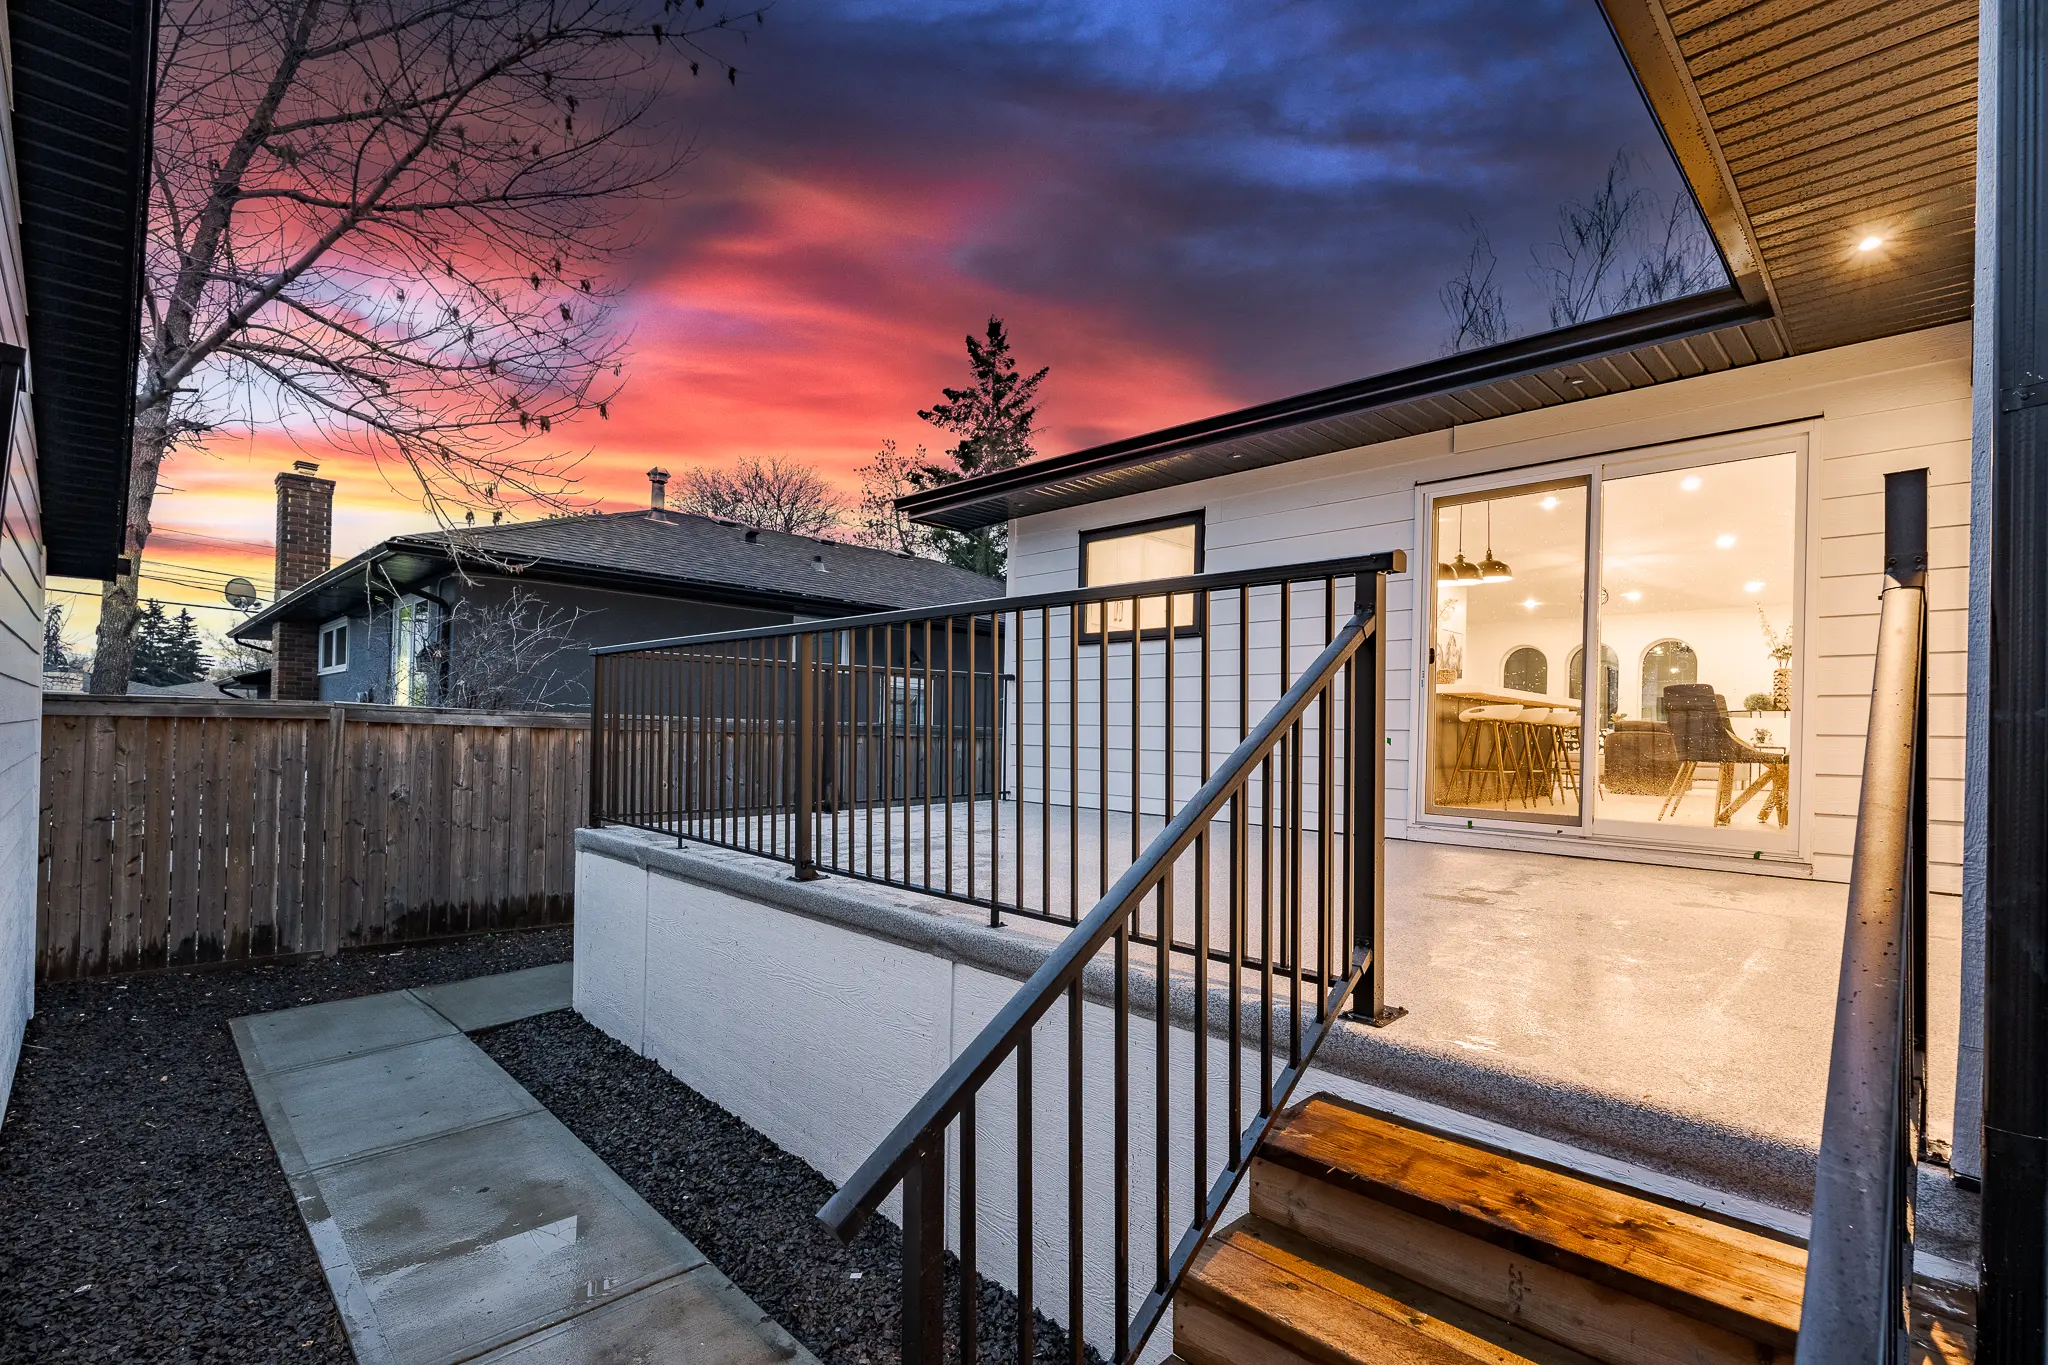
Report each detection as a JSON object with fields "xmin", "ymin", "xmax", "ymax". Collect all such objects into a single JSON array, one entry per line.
[
  {"xmin": 167, "ymin": 610, "xmax": 209, "ymax": 683},
  {"xmin": 910, "ymin": 316, "xmax": 1047, "ymax": 577},
  {"xmin": 130, "ymin": 601, "xmax": 174, "ymax": 686}
]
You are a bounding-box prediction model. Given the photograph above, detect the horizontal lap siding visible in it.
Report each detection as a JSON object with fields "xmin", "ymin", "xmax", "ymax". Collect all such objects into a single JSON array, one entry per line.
[
  {"xmin": 0, "ymin": 26, "xmax": 40, "ymax": 1124},
  {"xmin": 1007, "ymin": 323, "xmax": 1973, "ymax": 886}
]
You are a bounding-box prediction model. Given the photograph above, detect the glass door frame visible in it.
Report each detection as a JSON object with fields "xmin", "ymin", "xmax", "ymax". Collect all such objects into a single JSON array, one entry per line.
[{"xmin": 1410, "ymin": 426, "xmax": 1813, "ymax": 861}]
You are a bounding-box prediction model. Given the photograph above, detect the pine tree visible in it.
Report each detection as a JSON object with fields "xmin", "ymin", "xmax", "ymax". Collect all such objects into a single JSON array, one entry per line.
[
  {"xmin": 167, "ymin": 610, "xmax": 209, "ymax": 683},
  {"xmin": 911, "ymin": 316, "xmax": 1047, "ymax": 577},
  {"xmin": 129, "ymin": 601, "xmax": 174, "ymax": 686},
  {"xmin": 42, "ymin": 604, "xmax": 71, "ymax": 671}
]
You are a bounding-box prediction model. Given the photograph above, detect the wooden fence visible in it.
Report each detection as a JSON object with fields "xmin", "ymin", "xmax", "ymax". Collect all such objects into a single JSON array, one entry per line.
[{"xmin": 36, "ymin": 696, "xmax": 588, "ymax": 981}]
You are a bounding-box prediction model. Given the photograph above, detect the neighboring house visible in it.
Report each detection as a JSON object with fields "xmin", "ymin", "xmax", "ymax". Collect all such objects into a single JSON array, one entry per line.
[
  {"xmin": 231, "ymin": 468, "xmax": 1001, "ymax": 710},
  {"xmin": 896, "ymin": 3, "xmax": 1989, "ymax": 1150},
  {"xmin": 1, "ymin": 2, "xmax": 156, "ymax": 1120}
]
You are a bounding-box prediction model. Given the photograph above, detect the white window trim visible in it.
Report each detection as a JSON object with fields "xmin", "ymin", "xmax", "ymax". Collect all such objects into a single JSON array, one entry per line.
[{"xmin": 318, "ymin": 617, "xmax": 350, "ymax": 675}]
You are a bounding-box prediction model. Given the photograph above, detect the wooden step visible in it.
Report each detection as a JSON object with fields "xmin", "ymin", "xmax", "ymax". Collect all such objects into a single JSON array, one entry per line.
[
  {"xmin": 1178, "ymin": 1216, "xmax": 1603, "ymax": 1365},
  {"xmin": 1249, "ymin": 1094, "xmax": 1805, "ymax": 1365}
]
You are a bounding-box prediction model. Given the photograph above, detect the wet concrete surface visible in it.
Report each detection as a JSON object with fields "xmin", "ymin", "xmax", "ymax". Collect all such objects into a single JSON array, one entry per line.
[{"xmin": 235, "ymin": 971, "xmax": 815, "ymax": 1365}]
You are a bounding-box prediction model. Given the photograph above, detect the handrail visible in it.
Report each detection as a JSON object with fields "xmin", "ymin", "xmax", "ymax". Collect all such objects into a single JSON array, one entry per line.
[
  {"xmin": 1796, "ymin": 469, "xmax": 1929, "ymax": 1364},
  {"xmin": 813, "ymin": 576, "xmax": 1388, "ymax": 1365},
  {"xmin": 590, "ymin": 550, "xmax": 1403, "ymax": 655},
  {"xmin": 821, "ymin": 604, "xmax": 1374, "ymax": 1237}
]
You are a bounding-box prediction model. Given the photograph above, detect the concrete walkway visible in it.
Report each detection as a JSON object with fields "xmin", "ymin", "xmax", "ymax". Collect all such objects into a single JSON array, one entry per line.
[{"xmin": 234, "ymin": 964, "xmax": 812, "ymax": 1365}]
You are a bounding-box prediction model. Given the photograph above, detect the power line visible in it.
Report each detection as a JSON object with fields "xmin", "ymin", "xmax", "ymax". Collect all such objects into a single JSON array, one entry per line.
[{"xmin": 46, "ymin": 586, "xmax": 261, "ymax": 617}]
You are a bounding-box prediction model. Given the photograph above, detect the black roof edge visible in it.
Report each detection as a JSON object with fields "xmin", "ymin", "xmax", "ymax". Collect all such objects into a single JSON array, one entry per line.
[
  {"xmin": 15, "ymin": 0, "xmax": 158, "ymax": 580},
  {"xmin": 898, "ymin": 287, "xmax": 1769, "ymax": 529},
  {"xmin": 230, "ymin": 534, "xmax": 950, "ymax": 640}
]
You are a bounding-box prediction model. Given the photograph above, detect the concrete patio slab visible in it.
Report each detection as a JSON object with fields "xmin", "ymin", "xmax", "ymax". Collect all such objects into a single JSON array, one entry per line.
[
  {"xmin": 236, "ymin": 977, "xmax": 816, "ymax": 1365},
  {"xmin": 297, "ymin": 1109, "xmax": 705, "ymax": 1365},
  {"xmin": 238, "ymin": 990, "xmax": 458, "ymax": 1075},
  {"xmin": 414, "ymin": 962, "xmax": 574, "ymax": 1033},
  {"xmin": 245, "ymin": 1030, "xmax": 541, "ymax": 1176},
  {"xmin": 470, "ymin": 1264, "xmax": 809, "ymax": 1364}
]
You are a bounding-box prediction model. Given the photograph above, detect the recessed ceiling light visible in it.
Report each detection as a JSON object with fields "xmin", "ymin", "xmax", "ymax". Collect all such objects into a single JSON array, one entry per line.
[
  {"xmin": 1744, "ymin": 580, "xmax": 1766, "ymax": 593},
  {"xmin": 1716, "ymin": 534, "xmax": 1737, "ymax": 549},
  {"xmin": 1858, "ymin": 235, "xmax": 1885, "ymax": 252},
  {"xmin": 1622, "ymin": 590, "xmax": 1642, "ymax": 603},
  {"xmin": 1522, "ymin": 597, "xmax": 1540, "ymax": 610},
  {"xmin": 1540, "ymin": 496, "xmax": 1559, "ymax": 510},
  {"xmin": 1681, "ymin": 476, "xmax": 1702, "ymax": 492}
]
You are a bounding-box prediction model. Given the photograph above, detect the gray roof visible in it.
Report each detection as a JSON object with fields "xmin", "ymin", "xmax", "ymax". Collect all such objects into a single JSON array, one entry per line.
[{"xmin": 235, "ymin": 509, "xmax": 1002, "ymax": 639}]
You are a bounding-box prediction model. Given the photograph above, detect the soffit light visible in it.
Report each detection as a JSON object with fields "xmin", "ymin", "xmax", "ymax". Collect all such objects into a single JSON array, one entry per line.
[
  {"xmin": 1744, "ymin": 580, "xmax": 1766, "ymax": 593},
  {"xmin": 1478, "ymin": 501, "xmax": 1513, "ymax": 582},
  {"xmin": 1858, "ymin": 235, "xmax": 1885, "ymax": 252},
  {"xmin": 1681, "ymin": 475, "xmax": 1702, "ymax": 492},
  {"xmin": 1522, "ymin": 597, "xmax": 1540, "ymax": 611},
  {"xmin": 1715, "ymin": 534, "xmax": 1737, "ymax": 549},
  {"xmin": 1540, "ymin": 496, "xmax": 1560, "ymax": 511}
]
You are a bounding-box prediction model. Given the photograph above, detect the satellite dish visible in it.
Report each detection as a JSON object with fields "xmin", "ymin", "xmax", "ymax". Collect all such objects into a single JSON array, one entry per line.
[{"xmin": 224, "ymin": 577, "xmax": 260, "ymax": 611}]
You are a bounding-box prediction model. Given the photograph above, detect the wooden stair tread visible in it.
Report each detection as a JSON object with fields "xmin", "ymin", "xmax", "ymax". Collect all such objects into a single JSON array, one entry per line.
[
  {"xmin": 1179, "ymin": 1217, "xmax": 1604, "ymax": 1365},
  {"xmin": 1258, "ymin": 1094, "xmax": 1806, "ymax": 1349}
]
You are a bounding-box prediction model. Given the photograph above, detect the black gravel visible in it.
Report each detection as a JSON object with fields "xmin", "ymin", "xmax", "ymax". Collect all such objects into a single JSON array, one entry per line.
[
  {"xmin": 0, "ymin": 930, "xmax": 571, "ymax": 1365},
  {"xmin": 479, "ymin": 1010, "xmax": 1103, "ymax": 1365}
]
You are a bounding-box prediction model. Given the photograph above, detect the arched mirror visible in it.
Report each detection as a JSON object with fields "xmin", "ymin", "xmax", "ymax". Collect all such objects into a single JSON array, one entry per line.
[{"xmin": 1502, "ymin": 646, "xmax": 1547, "ymax": 693}]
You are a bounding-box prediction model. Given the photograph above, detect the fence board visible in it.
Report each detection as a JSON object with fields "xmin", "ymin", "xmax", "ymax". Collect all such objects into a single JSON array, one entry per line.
[{"xmin": 35, "ymin": 698, "xmax": 589, "ymax": 981}]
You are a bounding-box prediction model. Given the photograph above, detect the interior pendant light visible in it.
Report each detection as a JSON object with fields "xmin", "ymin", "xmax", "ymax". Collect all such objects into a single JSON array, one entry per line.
[
  {"xmin": 1478, "ymin": 501, "xmax": 1513, "ymax": 582},
  {"xmin": 1443, "ymin": 506, "xmax": 1482, "ymax": 582}
]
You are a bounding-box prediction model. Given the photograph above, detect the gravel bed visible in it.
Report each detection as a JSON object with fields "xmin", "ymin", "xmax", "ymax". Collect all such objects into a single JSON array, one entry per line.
[
  {"xmin": 478, "ymin": 1010, "xmax": 1102, "ymax": 1365},
  {"xmin": 0, "ymin": 930, "xmax": 570, "ymax": 1365}
]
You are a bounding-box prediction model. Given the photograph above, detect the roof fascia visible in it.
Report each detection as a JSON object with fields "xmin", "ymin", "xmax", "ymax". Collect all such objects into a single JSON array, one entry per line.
[{"xmin": 1596, "ymin": 0, "xmax": 1781, "ymax": 316}]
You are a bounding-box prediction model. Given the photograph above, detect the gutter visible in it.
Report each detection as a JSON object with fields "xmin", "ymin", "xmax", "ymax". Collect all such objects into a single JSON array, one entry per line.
[{"xmin": 897, "ymin": 288, "xmax": 1771, "ymax": 529}]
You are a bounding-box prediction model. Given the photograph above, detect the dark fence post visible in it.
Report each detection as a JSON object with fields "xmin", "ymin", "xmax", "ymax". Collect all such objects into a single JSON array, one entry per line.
[
  {"xmin": 900, "ymin": 1133, "xmax": 947, "ymax": 1365},
  {"xmin": 1347, "ymin": 569, "xmax": 1402, "ymax": 1026},
  {"xmin": 795, "ymin": 632, "xmax": 820, "ymax": 881}
]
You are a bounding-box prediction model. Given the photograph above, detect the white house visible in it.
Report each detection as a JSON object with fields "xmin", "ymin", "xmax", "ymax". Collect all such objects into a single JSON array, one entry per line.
[{"xmin": 0, "ymin": 1, "xmax": 157, "ymax": 1123}]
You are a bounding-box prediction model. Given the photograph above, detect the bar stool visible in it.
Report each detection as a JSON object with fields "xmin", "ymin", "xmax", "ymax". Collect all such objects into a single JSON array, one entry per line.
[
  {"xmin": 1545, "ymin": 713, "xmax": 1582, "ymax": 801},
  {"xmin": 1454, "ymin": 704, "xmax": 1523, "ymax": 805}
]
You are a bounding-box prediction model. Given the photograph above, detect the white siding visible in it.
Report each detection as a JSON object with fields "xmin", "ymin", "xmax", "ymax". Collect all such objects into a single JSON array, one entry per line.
[
  {"xmin": 0, "ymin": 10, "xmax": 43, "ymax": 1124},
  {"xmin": 1008, "ymin": 323, "xmax": 1973, "ymax": 891}
]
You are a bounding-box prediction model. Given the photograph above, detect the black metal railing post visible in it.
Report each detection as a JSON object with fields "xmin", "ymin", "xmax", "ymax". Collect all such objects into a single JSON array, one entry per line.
[
  {"xmin": 1796, "ymin": 467, "xmax": 1929, "ymax": 1365},
  {"xmin": 795, "ymin": 631, "xmax": 821, "ymax": 881},
  {"xmin": 1346, "ymin": 567, "xmax": 1403, "ymax": 1025},
  {"xmin": 589, "ymin": 652, "xmax": 607, "ymax": 827},
  {"xmin": 900, "ymin": 1132, "xmax": 947, "ymax": 1365}
]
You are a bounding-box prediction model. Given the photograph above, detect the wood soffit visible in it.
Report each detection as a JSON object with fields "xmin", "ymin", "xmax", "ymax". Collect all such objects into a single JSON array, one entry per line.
[{"xmin": 1602, "ymin": 0, "xmax": 1978, "ymax": 355}]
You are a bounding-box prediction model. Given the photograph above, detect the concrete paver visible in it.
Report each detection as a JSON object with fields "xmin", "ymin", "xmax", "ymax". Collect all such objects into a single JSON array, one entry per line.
[
  {"xmin": 236, "ymin": 969, "xmax": 815, "ymax": 1365},
  {"xmin": 239, "ymin": 990, "xmax": 458, "ymax": 1075},
  {"xmin": 415, "ymin": 962, "xmax": 574, "ymax": 1032}
]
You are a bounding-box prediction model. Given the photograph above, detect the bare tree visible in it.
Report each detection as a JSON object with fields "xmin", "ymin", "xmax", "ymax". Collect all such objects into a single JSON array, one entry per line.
[
  {"xmin": 1439, "ymin": 222, "xmax": 1511, "ymax": 354},
  {"xmin": 1617, "ymin": 194, "xmax": 1722, "ymax": 310},
  {"xmin": 674, "ymin": 455, "xmax": 846, "ymax": 536},
  {"xmin": 425, "ymin": 586, "xmax": 596, "ymax": 710},
  {"xmin": 91, "ymin": 0, "xmax": 764, "ymax": 693},
  {"xmin": 1533, "ymin": 151, "xmax": 1646, "ymax": 329},
  {"xmin": 850, "ymin": 439, "xmax": 938, "ymax": 557}
]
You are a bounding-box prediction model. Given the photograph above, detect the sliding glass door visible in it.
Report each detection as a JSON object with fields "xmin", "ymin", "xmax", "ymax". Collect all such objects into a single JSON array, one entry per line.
[
  {"xmin": 1422, "ymin": 442, "xmax": 1802, "ymax": 854},
  {"xmin": 1424, "ymin": 479, "xmax": 1589, "ymax": 825}
]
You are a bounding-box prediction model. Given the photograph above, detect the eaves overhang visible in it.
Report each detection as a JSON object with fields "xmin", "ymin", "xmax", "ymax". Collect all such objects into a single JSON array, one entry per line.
[
  {"xmin": 901, "ymin": 288, "xmax": 1783, "ymax": 532},
  {"xmin": 14, "ymin": 0, "xmax": 157, "ymax": 580}
]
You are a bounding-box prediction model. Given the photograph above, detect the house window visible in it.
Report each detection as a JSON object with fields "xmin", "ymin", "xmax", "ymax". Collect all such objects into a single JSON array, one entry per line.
[
  {"xmin": 318, "ymin": 619, "xmax": 349, "ymax": 674},
  {"xmin": 1502, "ymin": 646, "xmax": 1547, "ymax": 693},
  {"xmin": 1079, "ymin": 512, "xmax": 1203, "ymax": 641},
  {"xmin": 1640, "ymin": 639, "xmax": 1697, "ymax": 722}
]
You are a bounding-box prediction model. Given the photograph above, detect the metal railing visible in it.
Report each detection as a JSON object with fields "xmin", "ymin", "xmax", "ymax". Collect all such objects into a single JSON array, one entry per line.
[
  {"xmin": 809, "ymin": 561, "xmax": 1395, "ymax": 1364},
  {"xmin": 1796, "ymin": 469, "xmax": 1930, "ymax": 1364},
  {"xmin": 591, "ymin": 553, "xmax": 1402, "ymax": 1015}
]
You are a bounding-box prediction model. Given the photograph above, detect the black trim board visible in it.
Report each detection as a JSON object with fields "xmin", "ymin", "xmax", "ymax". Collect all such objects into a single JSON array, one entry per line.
[{"xmin": 898, "ymin": 290, "xmax": 1783, "ymax": 532}]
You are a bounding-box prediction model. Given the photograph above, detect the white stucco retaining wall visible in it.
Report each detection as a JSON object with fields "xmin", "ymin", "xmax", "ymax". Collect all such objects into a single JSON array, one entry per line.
[{"xmin": 573, "ymin": 826, "xmax": 1928, "ymax": 1357}]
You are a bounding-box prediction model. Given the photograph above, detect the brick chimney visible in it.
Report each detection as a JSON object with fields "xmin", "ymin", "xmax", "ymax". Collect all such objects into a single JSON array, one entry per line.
[
  {"xmin": 271, "ymin": 460, "xmax": 335, "ymax": 700},
  {"xmin": 647, "ymin": 466, "xmax": 670, "ymax": 512}
]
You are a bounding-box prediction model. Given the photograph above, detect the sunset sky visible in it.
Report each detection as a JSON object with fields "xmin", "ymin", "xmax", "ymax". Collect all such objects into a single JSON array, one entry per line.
[{"xmin": 50, "ymin": 0, "xmax": 1704, "ymax": 653}]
